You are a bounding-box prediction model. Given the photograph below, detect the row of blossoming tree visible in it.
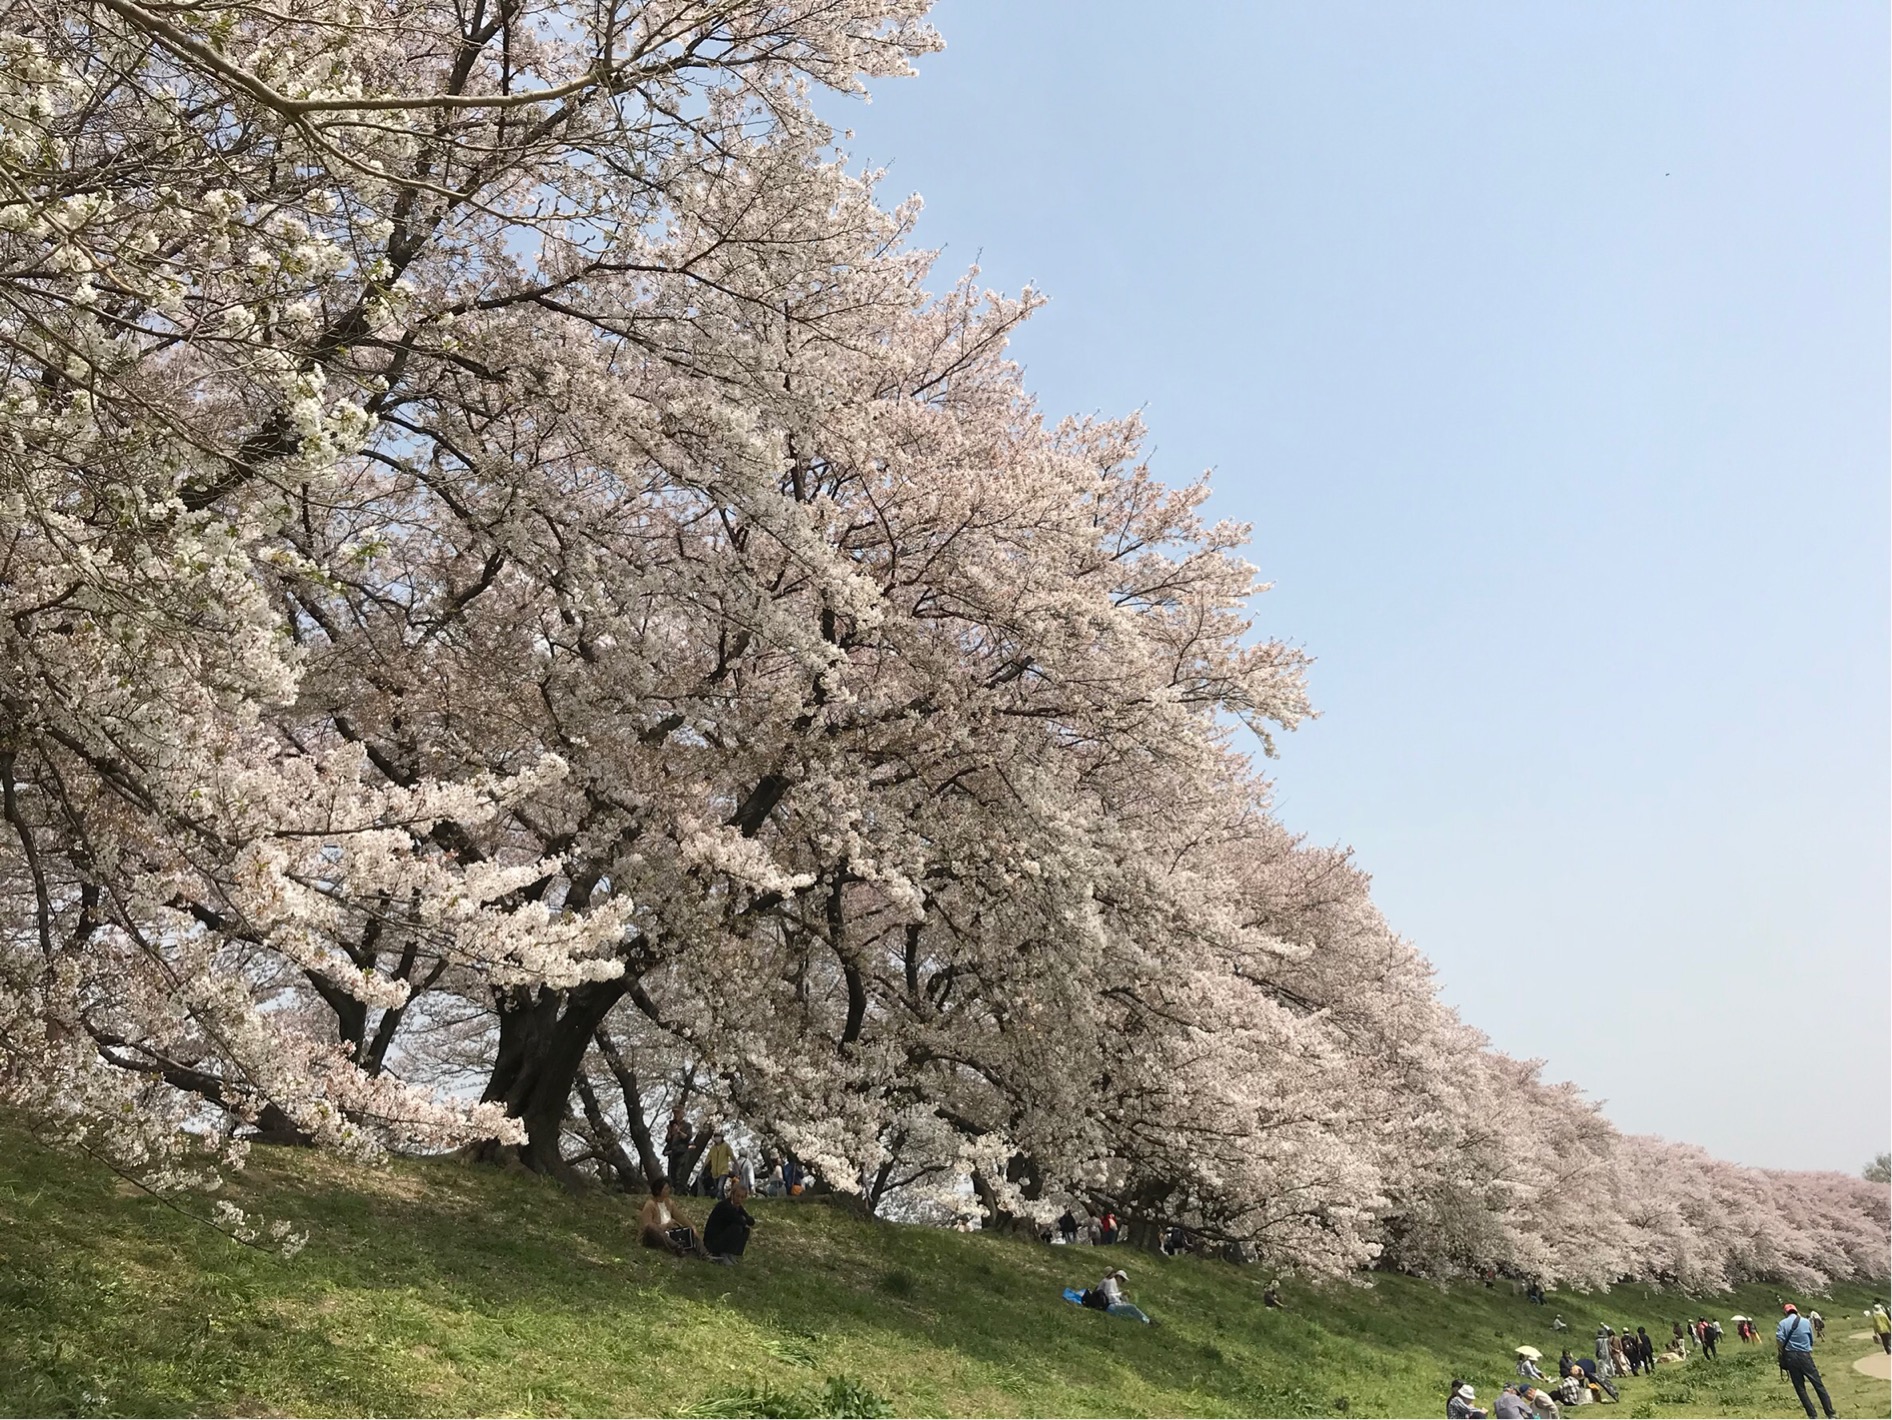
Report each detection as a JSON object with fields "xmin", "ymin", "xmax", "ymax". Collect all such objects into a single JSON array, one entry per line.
[{"xmin": 1, "ymin": 0, "xmax": 1883, "ymax": 1290}]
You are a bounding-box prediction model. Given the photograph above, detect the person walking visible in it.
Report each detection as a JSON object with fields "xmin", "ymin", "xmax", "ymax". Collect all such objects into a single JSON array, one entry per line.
[
  {"xmin": 1870, "ymin": 1302, "xmax": 1890, "ymax": 1355},
  {"xmin": 1775, "ymin": 1304, "xmax": 1835, "ymax": 1420},
  {"xmin": 1636, "ymin": 1327, "xmax": 1655, "ymax": 1373},
  {"xmin": 702, "ymin": 1132, "xmax": 734, "ymax": 1197},
  {"xmin": 1701, "ymin": 1317, "xmax": 1719, "ymax": 1360},
  {"xmin": 1594, "ymin": 1327, "xmax": 1615, "ymax": 1380}
]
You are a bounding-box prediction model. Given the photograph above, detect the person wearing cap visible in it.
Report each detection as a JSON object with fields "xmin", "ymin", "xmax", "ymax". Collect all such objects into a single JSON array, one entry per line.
[
  {"xmin": 1870, "ymin": 1301, "xmax": 1890, "ymax": 1354},
  {"xmin": 1492, "ymin": 1384, "xmax": 1530, "ymax": 1419},
  {"xmin": 1447, "ymin": 1381, "xmax": 1487, "ymax": 1419},
  {"xmin": 1775, "ymin": 1304, "xmax": 1835, "ymax": 1419},
  {"xmin": 1521, "ymin": 1385, "xmax": 1561, "ymax": 1418},
  {"xmin": 1095, "ymin": 1267, "xmax": 1151, "ymax": 1324}
]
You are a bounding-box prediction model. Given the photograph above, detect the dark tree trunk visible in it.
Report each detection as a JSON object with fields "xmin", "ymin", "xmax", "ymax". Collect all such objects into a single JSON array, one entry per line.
[
  {"xmin": 593, "ymin": 1027, "xmax": 666, "ymax": 1192},
  {"xmin": 1125, "ymin": 1214, "xmax": 1165, "ymax": 1252},
  {"xmin": 476, "ymin": 976, "xmax": 631, "ymax": 1174}
]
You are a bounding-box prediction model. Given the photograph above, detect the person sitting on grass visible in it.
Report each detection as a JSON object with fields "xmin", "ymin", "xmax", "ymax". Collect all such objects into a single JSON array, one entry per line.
[
  {"xmin": 639, "ymin": 1182, "xmax": 705, "ymax": 1257},
  {"xmin": 1493, "ymin": 1384, "xmax": 1530, "ymax": 1418},
  {"xmin": 1091, "ymin": 1268, "xmax": 1151, "ymax": 1324},
  {"xmin": 1556, "ymin": 1368, "xmax": 1586, "ymax": 1408},
  {"xmin": 1517, "ymin": 1354, "xmax": 1546, "ymax": 1382},
  {"xmin": 1520, "ymin": 1384, "xmax": 1560, "ymax": 1418},
  {"xmin": 1446, "ymin": 1382, "xmax": 1487, "ymax": 1419},
  {"xmin": 704, "ymin": 1179, "xmax": 756, "ymax": 1263}
]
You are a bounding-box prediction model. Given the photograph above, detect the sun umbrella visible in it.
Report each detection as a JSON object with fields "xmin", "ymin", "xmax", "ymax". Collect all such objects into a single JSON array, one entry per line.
[
  {"xmin": 1729, "ymin": 1315, "xmax": 1749, "ymax": 1323},
  {"xmin": 1515, "ymin": 1345, "xmax": 1543, "ymax": 1359}
]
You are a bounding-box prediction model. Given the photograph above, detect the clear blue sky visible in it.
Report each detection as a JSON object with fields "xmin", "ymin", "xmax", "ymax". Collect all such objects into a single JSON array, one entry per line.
[{"xmin": 823, "ymin": 0, "xmax": 1890, "ymax": 1172}]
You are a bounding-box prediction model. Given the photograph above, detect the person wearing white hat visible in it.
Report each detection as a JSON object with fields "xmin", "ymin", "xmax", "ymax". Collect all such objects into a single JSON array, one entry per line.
[
  {"xmin": 1447, "ymin": 1381, "xmax": 1487, "ymax": 1418},
  {"xmin": 1095, "ymin": 1268, "xmax": 1151, "ymax": 1324}
]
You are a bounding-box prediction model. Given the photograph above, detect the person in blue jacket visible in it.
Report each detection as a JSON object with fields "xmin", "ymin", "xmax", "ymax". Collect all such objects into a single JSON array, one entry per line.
[{"xmin": 1775, "ymin": 1304, "xmax": 1836, "ymax": 1419}]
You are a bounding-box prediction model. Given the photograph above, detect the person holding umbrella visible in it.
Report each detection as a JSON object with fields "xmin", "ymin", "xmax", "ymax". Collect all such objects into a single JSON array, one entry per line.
[{"xmin": 1516, "ymin": 1346, "xmax": 1547, "ymax": 1381}]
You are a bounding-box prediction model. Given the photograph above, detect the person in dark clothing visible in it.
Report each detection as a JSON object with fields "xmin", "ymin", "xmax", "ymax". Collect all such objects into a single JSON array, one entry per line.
[
  {"xmin": 1700, "ymin": 1317, "xmax": 1719, "ymax": 1360},
  {"xmin": 704, "ymin": 1180, "xmax": 756, "ymax": 1261},
  {"xmin": 662, "ymin": 1105, "xmax": 693, "ymax": 1190},
  {"xmin": 1636, "ymin": 1328, "xmax": 1655, "ymax": 1371},
  {"xmin": 1776, "ymin": 1305, "xmax": 1835, "ymax": 1419},
  {"xmin": 1058, "ymin": 1209, "xmax": 1079, "ymax": 1244}
]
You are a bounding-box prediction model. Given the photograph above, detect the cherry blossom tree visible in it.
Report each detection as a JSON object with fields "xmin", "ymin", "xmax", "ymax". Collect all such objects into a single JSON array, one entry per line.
[{"xmin": 2, "ymin": 0, "xmax": 1885, "ymax": 1289}]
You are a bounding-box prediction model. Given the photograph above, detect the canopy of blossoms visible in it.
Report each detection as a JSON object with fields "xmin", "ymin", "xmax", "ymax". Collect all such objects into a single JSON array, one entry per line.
[{"xmin": 1, "ymin": 0, "xmax": 1883, "ymax": 1286}]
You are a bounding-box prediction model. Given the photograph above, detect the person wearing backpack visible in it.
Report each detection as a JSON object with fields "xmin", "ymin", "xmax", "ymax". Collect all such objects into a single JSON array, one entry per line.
[
  {"xmin": 1090, "ymin": 1268, "xmax": 1150, "ymax": 1323},
  {"xmin": 1775, "ymin": 1304, "xmax": 1835, "ymax": 1419}
]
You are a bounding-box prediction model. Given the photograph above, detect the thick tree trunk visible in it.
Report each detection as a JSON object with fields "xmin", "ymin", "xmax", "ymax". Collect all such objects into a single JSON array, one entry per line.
[
  {"xmin": 971, "ymin": 1153, "xmax": 1046, "ymax": 1235},
  {"xmin": 476, "ymin": 976, "xmax": 630, "ymax": 1174},
  {"xmin": 1125, "ymin": 1215, "xmax": 1165, "ymax": 1252}
]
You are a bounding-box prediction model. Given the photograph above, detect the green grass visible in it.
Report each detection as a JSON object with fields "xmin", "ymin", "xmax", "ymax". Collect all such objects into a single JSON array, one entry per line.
[{"xmin": 1, "ymin": 1132, "xmax": 1886, "ymax": 1418}]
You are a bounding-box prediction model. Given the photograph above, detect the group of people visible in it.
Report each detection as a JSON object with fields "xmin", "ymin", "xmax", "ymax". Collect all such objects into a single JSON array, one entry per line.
[
  {"xmin": 661, "ymin": 1110, "xmax": 809, "ymax": 1201},
  {"xmin": 1453, "ymin": 1300, "xmax": 1868, "ymax": 1420},
  {"xmin": 1453, "ymin": 1324, "xmax": 1673, "ymax": 1415},
  {"xmin": 1449, "ymin": 1380, "xmax": 1558, "ymax": 1418},
  {"xmin": 1051, "ymin": 1206, "xmax": 1126, "ymax": 1246},
  {"xmin": 637, "ymin": 1180, "xmax": 757, "ymax": 1264}
]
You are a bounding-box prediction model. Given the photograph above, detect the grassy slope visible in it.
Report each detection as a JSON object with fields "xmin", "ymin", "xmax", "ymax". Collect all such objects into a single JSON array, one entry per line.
[{"xmin": 1, "ymin": 1134, "xmax": 1887, "ymax": 1419}]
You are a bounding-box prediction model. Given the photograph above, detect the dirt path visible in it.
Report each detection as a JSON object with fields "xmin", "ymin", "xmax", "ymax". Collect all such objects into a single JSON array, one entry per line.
[{"xmin": 1854, "ymin": 1346, "xmax": 1890, "ymax": 1381}]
